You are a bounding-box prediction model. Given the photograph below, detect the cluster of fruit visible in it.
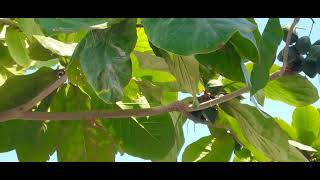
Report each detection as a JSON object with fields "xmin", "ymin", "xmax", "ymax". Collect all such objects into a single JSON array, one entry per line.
[{"xmin": 277, "ymin": 27, "xmax": 320, "ymax": 78}]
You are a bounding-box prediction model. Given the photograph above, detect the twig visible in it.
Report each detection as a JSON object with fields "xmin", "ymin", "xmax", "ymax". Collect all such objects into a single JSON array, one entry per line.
[
  {"xmin": 309, "ymin": 18, "xmax": 314, "ymax": 37},
  {"xmin": 280, "ymin": 18, "xmax": 300, "ymax": 76},
  {"xmin": 0, "ymin": 74, "xmax": 67, "ymax": 121}
]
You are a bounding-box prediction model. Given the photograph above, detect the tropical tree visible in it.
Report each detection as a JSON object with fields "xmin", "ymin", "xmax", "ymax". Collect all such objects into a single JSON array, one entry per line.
[{"xmin": 0, "ymin": 18, "xmax": 319, "ymax": 162}]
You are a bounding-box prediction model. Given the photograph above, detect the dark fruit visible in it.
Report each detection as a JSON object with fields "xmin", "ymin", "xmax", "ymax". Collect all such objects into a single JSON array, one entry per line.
[
  {"xmin": 190, "ymin": 107, "xmax": 218, "ymax": 124},
  {"xmin": 277, "ymin": 47, "xmax": 299, "ymax": 63},
  {"xmin": 288, "ymin": 55, "xmax": 304, "ymax": 73},
  {"xmin": 282, "ymin": 27, "xmax": 299, "ymax": 45},
  {"xmin": 302, "ymin": 60, "xmax": 317, "ymax": 78},
  {"xmin": 295, "ymin": 36, "xmax": 311, "ymax": 55},
  {"xmin": 316, "ymin": 60, "xmax": 320, "ymax": 74},
  {"xmin": 312, "ymin": 39, "xmax": 320, "ymax": 47},
  {"xmin": 307, "ymin": 45, "xmax": 320, "ymax": 60}
]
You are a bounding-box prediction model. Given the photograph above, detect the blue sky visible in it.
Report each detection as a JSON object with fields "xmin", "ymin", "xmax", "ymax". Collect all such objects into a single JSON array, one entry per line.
[{"xmin": 1, "ymin": 18, "xmax": 319, "ymax": 162}]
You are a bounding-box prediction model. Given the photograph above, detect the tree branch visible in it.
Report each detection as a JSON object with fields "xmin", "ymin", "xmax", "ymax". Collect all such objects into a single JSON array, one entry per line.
[
  {"xmin": 0, "ymin": 19, "xmax": 301, "ymax": 122},
  {"xmin": 280, "ymin": 18, "xmax": 300, "ymax": 76},
  {"xmin": 0, "ymin": 73, "xmax": 67, "ymax": 121},
  {"xmin": 0, "ymin": 67, "xmax": 288, "ymax": 122}
]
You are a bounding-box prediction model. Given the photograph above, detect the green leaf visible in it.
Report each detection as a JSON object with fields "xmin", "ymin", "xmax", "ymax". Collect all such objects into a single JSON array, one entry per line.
[
  {"xmin": 250, "ymin": 18, "xmax": 283, "ymax": 95},
  {"xmin": 103, "ymin": 113, "xmax": 176, "ymax": 160},
  {"xmin": 0, "ymin": 65, "xmax": 13, "ymax": 86},
  {"xmin": 142, "ymin": 18, "xmax": 256, "ymax": 56},
  {"xmin": 133, "ymin": 51, "xmax": 170, "ymax": 72},
  {"xmin": 33, "ymin": 35, "xmax": 77, "ymax": 57},
  {"xmin": 134, "ymin": 27, "xmax": 152, "ymax": 52},
  {"xmin": 0, "ymin": 67, "xmax": 58, "ymax": 111},
  {"xmin": 5, "ymin": 27, "xmax": 32, "ymax": 67},
  {"xmin": 274, "ymin": 117, "xmax": 297, "ymax": 140},
  {"xmin": 50, "ymin": 85, "xmax": 115, "ymax": 162},
  {"xmin": 28, "ymin": 40, "xmax": 59, "ymax": 61},
  {"xmin": 264, "ymin": 74, "xmax": 319, "ymax": 107},
  {"xmin": 34, "ymin": 18, "xmax": 125, "ymax": 35},
  {"xmin": 233, "ymin": 148, "xmax": 256, "ymax": 162},
  {"xmin": 79, "ymin": 19, "xmax": 137, "ymax": 103},
  {"xmin": 195, "ymin": 43, "xmax": 244, "ymax": 82},
  {"xmin": 0, "ymin": 42, "xmax": 16, "ymax": 68},
  {"xmin": 153, "ymin": 112, "xmax": 186, "ymax": 162},
  {"xmin": 230, "ymin": 31, "xmax": 260, "ymax": 63},
  {"xmin": 220, "ymin": 100, "xmax": 291, "ymax": 161},
  {"xmin": 215, "ymin": 107, "xmax": 269, "ymax": 161},
  {"xmin": 16, "ymin": 18, "xmax": 44, "ymax": 40},
  {"xmin": 11, "ymin": 94, "xmax": 57, "ymax": 162},
  {"xmin": 182, "ymin": 129, "xmax": 234, "ymax": 162},
  {"xmin": 165, "ymin": 55, "xmax": 200, "ymax": 96},
  {"xmin": 28, "ymin": 59, "xmax": 59, "ymax": 70},
  {"xmin": 131, "ymin": 53, "xmax": 176, "ymax": 83},
  {"xmin": 292, "ymin": 106, "xmax": 320, "ymax": 145}
]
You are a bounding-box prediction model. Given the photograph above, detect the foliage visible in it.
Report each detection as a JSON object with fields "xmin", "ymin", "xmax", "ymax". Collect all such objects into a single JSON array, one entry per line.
[{"xmin": 0, "ymin": 18, "xmax": 319, "ymax": 162}]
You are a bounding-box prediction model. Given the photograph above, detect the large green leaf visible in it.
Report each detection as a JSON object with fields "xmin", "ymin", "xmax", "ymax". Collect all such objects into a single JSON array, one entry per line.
[
  {"xmin": 164, "ymin": 55, "xmax": 200, "ymax": 96},
  {"xmin": 50, "ymin": 85, "xmax": 115, "ymax": 162},
  {"xmin": 195, "ymin": 43, "xmax": 244, "ymax": 82},
  {"xmin": 5, "ymin": 27, "xmax": 32, "ymax": 67},
  {"xmin": 220, "ymin": 100, "xmax": 290, "ymax": 161},
  {"xmin": 153, "ymin": 112, "xmax": 185, "ymax": 162},
  {"xmin": 34, "ymin": 18, "xmax": 125, "ymax": 35},
  {"xmin": 103, "ymin": 111, "xmax": 176, "ymax": 160},
  {"xmin": 10, "ymin": 92, "xmax": 58, "ymax": 162},
  {"xmin": 79, "ymin": 19, "xmax": 137, "ymax": 103},
  {"xmin": 274, "ymin": 117, "xmax": 297, "ymax": 140},
  {"xmin": 102, "ymin": 84, "xmax": 176, "ymax": 159},
  {"xmin": 0, "ymin": 67, "xmax": 58, "ymax": 111},
  {"xmin": 131, "ymin": 53, "xmax": 176, "ymax": 83},
  {"xmin": 182, "ymin": 129, "xmax": 234, "ymax": 162},
  {"xmin": 133, "ymin": 51, "xmax": 170, "ymax": 72},
  {"xmin": 16, "ymin": 18, "xmax": 44, "ymax": 40},
  {"xmin": 215, "ymin": 107, "xmax": 269, "ymax": 161},
  {"xmin": 33, "ymin": 35, "xmax": 77, "ymax": 57},
  {"xmin": 264, "ymin": 74, "xmax": 319, "ymax": 107},
  {"xmin": 142, "ymin": 18, "xmax": 256, "ymax": 56},
  {"xmin": 292, "ymin": 106, "xmax": 320, "ymax": 145},
  {"xmin": 250, "ymin": 18, "xmax": 283, "ymax": 95},
  {"xmin": 230, "ymin": 31, "xmax": 259, "ymax": 63}
]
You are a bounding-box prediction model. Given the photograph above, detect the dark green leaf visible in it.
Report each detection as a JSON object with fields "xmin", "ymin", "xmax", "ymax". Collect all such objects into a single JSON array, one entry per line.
[
  {"xmin": 250, "ymin": 18, "xmax": 283, "ymax": 95},
  {"xmin": 182, "ymin": 129, "xmax": 234, "ymax": 162},
  {"xmin": 264, "ymin": 74, "xmax": 319, "ymax": 107},
  {"xmin": 230, "ymin": 31, "xmax": 259, "ymax": 63},
  {"xmin": 195, "ymin": 43, "xmax": 244, "ymax": 82},
  {"xmin": 142, "ymin": 18, "xmax": 256, "ymax": 56},
  {"xmin": 79, "ymin": 19, "xmax": 137, "ymax": 103},
  {"xmin": 34, "ymin": 18, "xmax": 125, "ymax": 36},
  {"xmin": 0, "ymin": 67, "xmax": 58, "ymax": 111}
]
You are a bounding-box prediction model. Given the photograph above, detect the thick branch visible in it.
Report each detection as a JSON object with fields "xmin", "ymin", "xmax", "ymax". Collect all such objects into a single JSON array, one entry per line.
[
  {"xmin": 0, "ymin": 67, "xmax": 290, "ymax": 122},
  {"xmin": 280, "ymin": 18, "xmax": 300, "ymax": 76}
]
